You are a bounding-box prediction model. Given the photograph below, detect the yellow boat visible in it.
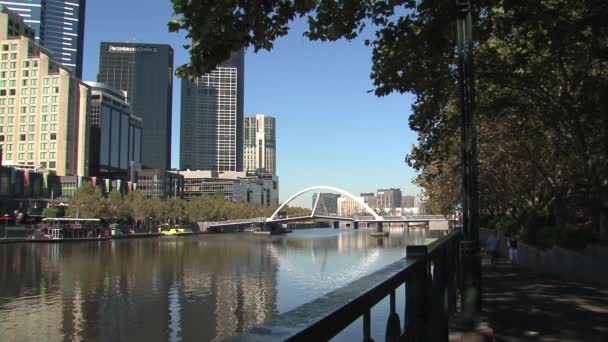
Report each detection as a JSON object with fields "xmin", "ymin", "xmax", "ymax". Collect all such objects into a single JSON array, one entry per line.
[{"xmin": 160, "ymin": 227, "xmax": 193, "ymax": 236}]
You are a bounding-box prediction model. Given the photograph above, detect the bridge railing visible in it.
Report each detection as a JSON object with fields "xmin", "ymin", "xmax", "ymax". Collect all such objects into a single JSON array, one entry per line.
[{"xmin": 230, "ymin": 230, "xmax": 461, "ymax": 341}]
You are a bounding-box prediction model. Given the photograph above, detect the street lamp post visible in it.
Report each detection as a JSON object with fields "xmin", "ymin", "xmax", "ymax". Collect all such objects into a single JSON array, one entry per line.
[{"xmin": 455, "ymin": 0, "xmax": 482, "ymax": 319}]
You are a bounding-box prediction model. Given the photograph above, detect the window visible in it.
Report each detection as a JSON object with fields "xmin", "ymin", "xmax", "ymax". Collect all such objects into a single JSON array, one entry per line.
[
  {"xmin": 0, "ymin": 89, "xmax": 5, "ymax": 96},
  {"xmin": 28, "ymin": 116, "xmax": 35, "ymax": 123},
  {"xmin": 39, "ymin": 161, "xmax": 46, "ymax": 168},
  {"xmin": 22, "ymin": 70, "xmax": 28, "ymax": 77},
  {"xmin": 22, "ymin": 61, "xmax": 29, "ymax": 68},
  {"xmin": 0, "ymin": 72, "xmax": 5, "ymax": 78},
  {"xmin": 41, "ymin": 115, "xmax": 47, "ymax": 122},
  {"xmin": 1, "ymin": 54, "xmax": 6, "ymax": 61},
  {"xmin": 4, "ymin": 153, "xmax": 11, "ymax": 160},
  {"xmin": 41, "ymin": 124, "xmax": 47, "ymax": 131},
  {"xmin": 30, "ymin": 88, "xmax": 36, "ymax": 95},
  {"xmin": 50, "ymin": 124, "xmax": 56, "ymax": 131},
  {"xmin": 31, "ymin": 70, "xmax": 37, "ymax": 76},
  {"xmin": 7, "ymin": 107, "xmax": 13, "ymax": 114},
  {"xmin": 18, "ymin": 143, "xmax": 24, "ymax": 150},
  {"xmin": 40, "ymin": 152, "xmax": 46, "ymax": 159},
  {"xmin": 29, "ymin": 98, "xmax": 36, "ymax": 104},
  {"xmin": 0, "ymin": 62, "xmax": 6, "ymax": 69},
  {"xmin": 10, "ymin": 44, "xmax": 17, "ymax": 51},
  {"xmin": 30, "ymin": 79, "xmax": 36, "ymax": 86},
  {"xmin": 49, "ymin": 152, "xmax": 55, "ymax": 159},
  {"xmin": 1, "ymin": 45, "xmax": 7, "ymax": 51},
  {"xmin": 9, "ymin": 62, "xmax": 16, "ymax": 69},
  {"xmin": 53, "ymin": 87, "xmax": 59, "ymax": 94},
  {"xmin": 27, "ymin": 143, "xmax": 33, "ymax": 150},
  {"xmin": 28, "ymin": 124, "xmax": 35, "ymax": 132},
  {"xmin": 40, "ymin": 142, "xmax": 46, "ymax": 149},
  {"xmin": 8, "ymin": 80, "xmax": 15, "ymax": 86},
  {"xmin": 8, "ymin": 89, "xmax": 15, "ymax": 96},
  {"xmin": 27, "ymin": 152, "xmax": 33, "ymax": 160},
  {"xmin": 52, "ymin": 78, "xmax": 58, "ymax": 85},
  {"xmin": 20, "ymin": 98, "xmax": 26, "ymax": 105},
  {"xmin": 49, "ymin": 142, "xmax": 56, "ymax": 150},
  {"xmin": 42, "ymin": 105, "xmax": 48, "ymax": 112},
  {"xmin": 0, "ymin": 135, "xmax": 3, "ymax": 142},
  {"xmin": 21, "ymin": 79, "xmax": 27, "ymax": 86},
  {"xmin": 9, "ymin": 71, "xmax": 15, "ymax": 78},
  {"xmin": 7, "ymin": 116, "xmax": 13, "ymax": 123},
  {"xmin": 41, "ymin": 133, "xmax": 47, "ymax": 140},
  {"xmin": 7, "ymin": 98, "xmax": 13, "ymax": 105},
  {"xmin": 43, "ymin": 87, "xmax": 49, "ymax": 94},
  {"xmin": 42, "ymin": 96, "xmax": 49, "ymax": 103},
  {"xmin": 19, "ymin": 125, "xmax": 25, "ymax": 132},
  {"xmin": 50, "ymin": 133, "xmax": 57, "ymax": 140},
  {"xmin": 50, "ymin": 114, "xmax": 57, "ymax": 122},
  {"xmin": 29, "ymin": 106, "xmax": 35, "ymax": 113},
  {"xmin": 10, "ymin": 53, "xmax": 16, "ymax": 59},
  {"xmin": 49, "ymin": 161, "xmax": 56, "ymax": 168},
  {"xmin": 32, "ymin": 61, "xmax": 38, "ymax": 68},
  {"xmin": 43, "ymin": 78, "xmax": 49, "ymax": 85},
  {"xmin": 51, "ymin": 96, "xmax": 57, "ymax": 103},
  {"xmin": 51, "ymin": 105, "xmax": 58, "ymax": 112},
  {"xmin": 18, "ymin": 153, "xmax": 24, "ymax": 160},
  {"xmin": 27, "ymin": 134, "xmax": 33, "ymax": 141}
]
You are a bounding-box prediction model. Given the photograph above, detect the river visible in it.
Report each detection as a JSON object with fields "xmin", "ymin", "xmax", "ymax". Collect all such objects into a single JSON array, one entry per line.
[{"xmin": 0, "ymin": 228, "xmax": 426, "ymax": 341}]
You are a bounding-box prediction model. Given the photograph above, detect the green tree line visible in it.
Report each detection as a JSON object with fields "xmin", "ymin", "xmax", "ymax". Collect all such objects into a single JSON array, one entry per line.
[
  {"xmin": 44, "ymin": 182, "xmax": 310, "ymax": 225},
  {"xmin": 167, "ymin": 0, "xmax": 607, "ymax": 247}
]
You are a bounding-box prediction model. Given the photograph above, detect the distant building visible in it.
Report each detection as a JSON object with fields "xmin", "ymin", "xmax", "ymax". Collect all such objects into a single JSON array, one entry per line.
[
  {"xmin": 0, "ymin": 8, "xmax": 89, "ymax": 176},
  {"xmin": 180, "ymin": 49, "xmax": 244, "ymax": 172},
  {"xmin": 85, "ymin": 82, "xmax": 142, "ymax": 179},
  {"xmin": 244, "ymin": 114, "xmax": 276, "ymax": 174},
  {"xmin": 376, "ymin": 188, "xmax": 402, "ymax": 214},
  {"xmin": 360, "ymin": 192, "xmax": 376, "ymax": 208},
  {"xmin": 136, "ymin": 169, "xmax": 183, "ymax": 199},
  {"xmin": 0, "ymin": 1, "xmax": 86, "ymax": 77},
  {"xmin": 98, "ymin": 42, "xmax": 173, "ymax": 171},
  {"xmin": 175, "ymin": 170, "xmax": 278, "ymax": 206},
  {"xmin": 337, "ymin": 196, "xmax": 367, "ymax": 217},
  {"xmin": 311, "ymin": 193, "xmax": 340, "ymax": 215},
  {"xmin": 402, "ymin": 195, "xmax": 416, "ymax": 208}
]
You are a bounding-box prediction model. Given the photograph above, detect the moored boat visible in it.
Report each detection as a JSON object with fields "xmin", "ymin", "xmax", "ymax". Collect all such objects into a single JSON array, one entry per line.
[
  {"xmin": 160, "ymin": 226, "xmax": 193, "ymax": 236},
  {"xmin": 29, "ymin": 218, "xmax": 111, "ymax": 242}
]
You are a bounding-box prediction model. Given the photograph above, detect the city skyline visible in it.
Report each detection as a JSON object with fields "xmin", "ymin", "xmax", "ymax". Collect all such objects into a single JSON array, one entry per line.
[{"xmin": 80, "ymin": 1, "xmax": 419, "ymax": 203}]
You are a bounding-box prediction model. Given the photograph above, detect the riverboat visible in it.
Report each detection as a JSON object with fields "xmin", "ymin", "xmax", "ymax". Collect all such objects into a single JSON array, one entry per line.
[
  {"xmin": 29, "ymin": 218, "xmax": 111, "ymax": 242},
  {"xmin": 160, "ymin": 226, "xmax": 193, "ymax": 236}
]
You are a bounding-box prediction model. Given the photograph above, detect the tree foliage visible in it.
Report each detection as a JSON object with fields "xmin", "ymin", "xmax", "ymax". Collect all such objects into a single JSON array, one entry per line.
[
  {"xmin": 66, "ymin": 182, "xmax": 107, "ymax": 218},
  {"xmin": 170, "ymin": 0, "xmax": 608, "ymax": 241}
]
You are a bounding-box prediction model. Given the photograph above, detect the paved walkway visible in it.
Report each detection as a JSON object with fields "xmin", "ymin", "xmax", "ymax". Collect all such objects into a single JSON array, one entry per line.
[{"xmin": 482, "ymin": 259, "xmax": 608, "ymax": 341}]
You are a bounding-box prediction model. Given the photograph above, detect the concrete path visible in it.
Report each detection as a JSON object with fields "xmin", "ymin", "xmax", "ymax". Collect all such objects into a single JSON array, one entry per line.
[{"xmin": 482, "ymin": 259, "xmax": 608, "ymax": 341}]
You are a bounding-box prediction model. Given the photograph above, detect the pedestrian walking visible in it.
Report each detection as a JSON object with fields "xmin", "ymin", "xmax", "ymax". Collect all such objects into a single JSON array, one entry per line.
[
  {"xmin": 508, "ymin": 235, "xmax": 519, "ymax": 264},
  {"xmin": 486, "ymin": 230, "xmax": 500, "ymax": 266}
]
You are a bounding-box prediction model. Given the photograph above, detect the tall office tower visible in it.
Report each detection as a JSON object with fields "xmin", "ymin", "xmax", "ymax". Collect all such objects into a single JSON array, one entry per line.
[
  {"xmin": 180, "ymin": 49, "xmax": 244, "ymax": 172},
  {"xmin": 0, "ymin": 7, "xmax": 89, "ymax": 176},
  {"xmin": 0, "ymin": 1, "xmax": 86, "ymax": 78},
  {"xmin": 244, "ymin": 114, "xmax": 275, "ymax": 174},
  {"xmin": 97, "ymin": 42, "xmax": 173, "ymax": 171}
]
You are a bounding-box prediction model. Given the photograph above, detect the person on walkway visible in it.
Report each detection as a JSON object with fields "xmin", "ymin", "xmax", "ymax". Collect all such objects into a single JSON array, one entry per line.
[
  {"xmin": 486, "ymin": 230, "xmax": 501, "ymax": 266},
  {"xmin": 508, "ymin": 235, "xmax": 519, "ymax": 264}
]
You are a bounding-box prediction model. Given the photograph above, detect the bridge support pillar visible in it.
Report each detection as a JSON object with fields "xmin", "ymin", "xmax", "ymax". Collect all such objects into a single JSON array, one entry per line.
[
  {"xmin": 376, "ymin": 222, "xmax": 383, "ymax": 233},
  {"xmin": 333, "ymin": 221, "xmax": 339, "ymax": 229},
  {"xmin": 353, "ymin": 222, "xmax": 359, "ymax": 229}
]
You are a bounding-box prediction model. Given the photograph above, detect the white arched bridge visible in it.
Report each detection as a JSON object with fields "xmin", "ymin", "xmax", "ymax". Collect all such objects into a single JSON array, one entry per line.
[{"xmin": 202, "ymin": 185, "xmax": 452, "ymax": 233}]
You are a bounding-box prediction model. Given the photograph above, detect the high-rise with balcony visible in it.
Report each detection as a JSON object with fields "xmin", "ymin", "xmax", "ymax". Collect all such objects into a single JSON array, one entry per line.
[
  {"xmin": 244, "ymin": 114, "xmax": 275, "ymax": 175},
  {"xmin": 0, "ymin": 7, "xmax": 89, "ymax": 176},
  {"xmin": 97, "ymin": 42, "xmax": 173, "ymax": 171},
  {"xmin": 180, "ymin": 49, "xmax": 244, "ymax": 172},
  {"xmin": 0, "ymin": 1, "xmax": 86, "ymax": 78}
]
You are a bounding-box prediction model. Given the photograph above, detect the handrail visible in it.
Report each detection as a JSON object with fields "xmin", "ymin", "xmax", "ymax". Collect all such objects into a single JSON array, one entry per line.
[{"xmin": 230, "ymin": 231, "xmax": 461, "ymax": 341}]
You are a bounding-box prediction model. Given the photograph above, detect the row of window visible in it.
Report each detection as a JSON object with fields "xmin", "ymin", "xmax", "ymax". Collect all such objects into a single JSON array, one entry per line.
[
  {"xmin": 0, "ymin": 105, "xmax": 59, "ymax": 114},
  {"xmin": 0, "ymin": 124, "xmax": 57, "ymax": 133},
  {"xmin": 0, "ymin": 114, "xmax": 58, "ymax": 123}
]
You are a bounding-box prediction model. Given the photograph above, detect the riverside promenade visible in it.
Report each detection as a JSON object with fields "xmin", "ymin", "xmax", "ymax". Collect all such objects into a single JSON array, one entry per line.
[{"xmin": 452, "ymin": 258, "xmax": 608, "ymax": 341}]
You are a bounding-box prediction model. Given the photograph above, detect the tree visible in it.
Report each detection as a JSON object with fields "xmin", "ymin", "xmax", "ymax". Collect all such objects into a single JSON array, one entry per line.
[
  {"xmin": 124, "ymin": 190, "xmax": 150, "ymax": 226},
  {"xmin": 169, "ymin": 0, "xmax": 608, "ymax": 239},
  {"xmin": 67, "ymin": 182, "xmax": 107, "ymax": 218},
  {"xmin": 107, "ymin": 190, "xmax": 129, "ymax": 222}
]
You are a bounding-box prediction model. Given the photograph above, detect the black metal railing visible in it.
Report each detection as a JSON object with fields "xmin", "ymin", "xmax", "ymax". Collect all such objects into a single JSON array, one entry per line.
[{"xmin": 230, "ymin": 231, "xmax": 461, "ymax": 341}]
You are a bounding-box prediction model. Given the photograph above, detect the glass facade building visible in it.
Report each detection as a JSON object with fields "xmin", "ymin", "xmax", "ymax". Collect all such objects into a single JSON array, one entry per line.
[
  {"xmin": 244, "ymin": 114, "xmax": 276, "ymax": 175},
  {"xmin": 85, "ymin": 82, "xmax": 142, "ymax": 179},
  {"xmin": 180, "ymin": 49, "xmax": 244, "ymax": 172},
  {"xmin": 0, "ymin": 1, "xmax": 86, "ymax": 77},
  {"xmin": 97, "ymin": 42, "xmax": 173, "ymax": 171}
]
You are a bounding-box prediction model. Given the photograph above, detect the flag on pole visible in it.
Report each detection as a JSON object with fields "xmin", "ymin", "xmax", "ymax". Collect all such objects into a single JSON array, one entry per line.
[
  {"xmin": 11, "ymin": 168, "xmax": 16, "ymax": 184},
  {"xmin": 91, "ymin": 177, "xmax": 97, "ymax": 187},
  {"xmin": 117, "ymin": 179, "xmax": 122, "ymax": 192},
  {"xmin": 77, "ymin": 176, "xmax": 82, "ymax": 187},
  {"xmin": 43, "ymin": 173, "xmax": 49, "ymax": 189},
  {"xmin": 105, "ymin": 179, "xmax": 110, "ymax": 192},
  {"xmin": 133, "ymin": 183, "xmax": 138, "ymax": 191},
  {"xmin": 24, "ymin": 171, "xmax": 30, "ymax": 186},
  {"xmin": 127, "ymin": 181, "xmax": 132, "ymax": 192}
]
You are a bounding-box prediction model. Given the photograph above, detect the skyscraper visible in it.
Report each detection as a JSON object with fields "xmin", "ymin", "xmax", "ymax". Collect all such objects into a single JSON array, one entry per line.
[
  {"xmin": 0, "ymin": 7, "xmax": 89, "ymax": 176},
  {"xmin": 0, "ymin": 0, "xmax": 86, "ymax": 78},
  {"xmin": 180, "ymin": 49, "xmax": 244, "ymax": 172},
  {"xmin": 97, "ymin": 42, "xmax": 173, "ymax": 171},
  {"xmin": 244, "ymin": 114, "xmax": 276, "ymax": 174}
]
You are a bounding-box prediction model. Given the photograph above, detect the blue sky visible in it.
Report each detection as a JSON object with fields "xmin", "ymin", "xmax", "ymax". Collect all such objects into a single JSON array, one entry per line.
[{"xmin": 82, "ymin": 1, "xmax": 420, "ymax": 206}]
